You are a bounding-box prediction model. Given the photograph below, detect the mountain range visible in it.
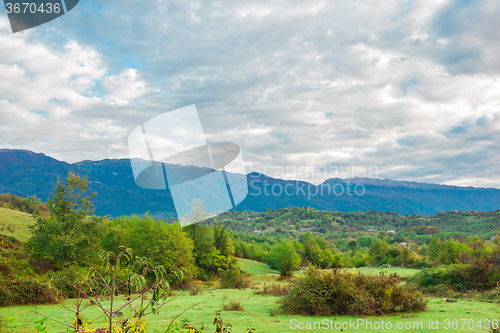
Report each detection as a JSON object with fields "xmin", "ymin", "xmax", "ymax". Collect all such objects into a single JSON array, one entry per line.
[{"xmin": 0, "ymin": 149, "xmax": 499, "ymax": 217}]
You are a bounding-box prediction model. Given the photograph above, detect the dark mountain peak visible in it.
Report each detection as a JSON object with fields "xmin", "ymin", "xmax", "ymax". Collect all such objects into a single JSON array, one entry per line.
[
  {"xmin": 0, "ymin": 148, "xmax": 39, "ymax": 154},
  {"xmin": 0, "ymin": 149, "xmax": 48, "ymax": 161},
  {"xmin": 0, "ymin": 148, "xmax": 73, "ymax": 168}
]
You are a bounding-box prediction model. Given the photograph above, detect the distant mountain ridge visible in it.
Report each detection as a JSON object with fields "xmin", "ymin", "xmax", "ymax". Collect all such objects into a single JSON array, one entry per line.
[
  {"xmin": 331, "ymin": 177, "xmax": 477, "ymax": 190},
  {"xmin": 0, "ymin": 149, "xmax": 499, "ymax": 217}
]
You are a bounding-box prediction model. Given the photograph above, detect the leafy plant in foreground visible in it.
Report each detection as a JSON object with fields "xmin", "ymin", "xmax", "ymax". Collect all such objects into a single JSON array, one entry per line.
[{"xmin": 35, "ymin": 247, "xmax": 194, "ymax": 333}]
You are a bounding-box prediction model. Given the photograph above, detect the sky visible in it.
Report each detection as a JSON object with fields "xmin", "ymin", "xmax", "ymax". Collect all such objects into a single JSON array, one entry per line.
[{"xmin": 0, "ymin": 0, "xmax": 499, "ymax": 188}]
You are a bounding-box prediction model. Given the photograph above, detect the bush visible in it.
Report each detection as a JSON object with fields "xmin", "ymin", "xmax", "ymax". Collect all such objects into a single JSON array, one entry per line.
[
  {"xmin": 197, "ymin": 270, "xmax": 215, "ymax": 282},
  {"xmin": 0, "ymin": 285, "xmax": 13, "ymax": 307},
  {"xmin": 417, "ymin": 284, "xmax": 460, "ymax": 298},
  {"xmin": 7, "ymin": 277, "xmax": 58, "ymax": 305},
  {"xmin": 281, "ymin": 267, "xmax": 427, "ymax": 316},
  {"xmin": 189, "ymin": 286, "xmax": 202, "ymax": 295},
  {"xmin": 408, "ymin": 260, "xmax": 500, "ymax": 292},
  {"xmin": 219, "ymin": 267, "xmax": 250, "ymax": 289},
  {"xmin": 269, "ymin": 307, "xmax": 279, "ymax": 316},
  {"xmin": 484, "ymin": 286, "xmax": 500, "ymax": 300},
  {"xmin": 28, "ymin": 257, "xmax": 55, "ymax": 275},
  {"xmin": 222, "ymin": 300, "xmax": 244, "ymax": 311},
  {"xmin": 255, "ymin": 283, "xmax": 289, "ymax": 296},
  {"xmin": 408, "ymin": 261, "xmax": 434, "ymax": 269},
  {"xmin": 48, "ymin": 265, "xmax": 92, "ymax": 299}
]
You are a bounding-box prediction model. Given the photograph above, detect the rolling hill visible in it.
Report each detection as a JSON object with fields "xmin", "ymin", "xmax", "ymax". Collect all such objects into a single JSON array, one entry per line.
[{"xmin": 0, "ymin": 208, "xmax": 35, "ymax": 242}]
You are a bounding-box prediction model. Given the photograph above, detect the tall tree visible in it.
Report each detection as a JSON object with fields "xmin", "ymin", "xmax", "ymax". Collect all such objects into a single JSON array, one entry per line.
[
  {"xmin": 271, "ymin": 239, "xmax": 301, "ymax": 277},
  {"xmin": 369, "ymin": 239, "xmax": 389, "ymax": 265},
  {"xmin": 29, "ymin": 172, "xmax": 102, "ymax": 268},
  {"xmin": 214, "ymin": 225, "xmax": 235, "ymax": 258}
]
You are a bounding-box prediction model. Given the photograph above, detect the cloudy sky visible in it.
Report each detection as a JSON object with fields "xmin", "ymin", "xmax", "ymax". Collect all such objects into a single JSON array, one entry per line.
[{"xmin": 0, "ymin": 0, "xmax": 499, "ymax": 188}]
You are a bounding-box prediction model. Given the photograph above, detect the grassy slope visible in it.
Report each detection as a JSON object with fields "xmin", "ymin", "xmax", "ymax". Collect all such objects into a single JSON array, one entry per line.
[
  {"xmin": 0, "ymin": 208, "xmax": 35, "ymax": 242},
  {"xmin": 237, "ymin": 258, "xmax": 279, "ymax": 276},
  {"xmin": 349, "ymin": 267, "xmax": 421, "ymax": 277},
  {"xmin": 1, "ymin": 283, "xmax": 499, "ymax": 333}
]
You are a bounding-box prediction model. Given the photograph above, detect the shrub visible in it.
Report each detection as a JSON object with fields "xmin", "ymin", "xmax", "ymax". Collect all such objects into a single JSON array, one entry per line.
[
  {"xmin": 484, "ymin": 286, "xmax": 500, "ymax": 300},
  {"xmin": 9, "ymin": 277, "xmax": 58, "ymax": 305},
  {"xmin": 269, "ymin": 307, "xmax": 279, "ymax": 317},
  {"xmin": 219, "ymin": 267, "xmax": 250, "ymax": 289},
  {"xmin": 0, "ymin": 285, "xmax": 13, "ymax": 307},
  {"xmin": 28, "ymin": 257, "xmax": 55, "ymax": 275},
  {"xmin": 281, "ymin": 267, "xmax": 427, "ymax": 316},
  {"xmin": 197, "ymin": 270, "xmax": 215, "ymax": 282},
  {"xmin": 255, "ymin": 283, "xmax": 289, "ymax": 296},
  {"xmin": 189, "ymin": 286, "xmax": 202, "ymax": 295},
  {"xmin": 408, "ymin": 261, "xmax": 434, "ymax": 269},
  {"xmin": 222, "ymin": 300, "xmax": 244, "ymax": 311},
  {"xmin": 408, "ymin": 260, "xmax": 500, "ymax": 292},
  {"xmin": 418, "ymin": 284, "xmax": 460, "ymax": 298},
  {"xmin": 171, "ymin": 277, "xmax": 193, "ymax": 291},
  {"xmin": 48, "ymin": 265, "xmax": 92, "ymax": 299}
]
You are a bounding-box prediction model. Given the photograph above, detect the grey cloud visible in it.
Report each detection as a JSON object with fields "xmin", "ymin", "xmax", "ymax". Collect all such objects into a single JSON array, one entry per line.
[
  {"xmin": 429, "ymin": 0, "xmax": 500, "ymax": 74},
  {"xmin": 1, "ymin": 0, "xmax": 499, "ymax": 188}
]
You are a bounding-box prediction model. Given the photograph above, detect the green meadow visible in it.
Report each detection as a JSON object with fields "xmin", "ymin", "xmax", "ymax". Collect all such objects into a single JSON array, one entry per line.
[
  {"xmin": 1, "ymin": 261, "xmax": 499, "ymax": 333},
  {"xmin": 0, "ymin": 207, "xmax": 35, "ymax": 243},
  {"xmin": 237, "ymin": 258, "xmax": 279, "ymax": 277},
  {"xmin": 348, "ymin": 267, "xmax": 421, "ymax": 277}
]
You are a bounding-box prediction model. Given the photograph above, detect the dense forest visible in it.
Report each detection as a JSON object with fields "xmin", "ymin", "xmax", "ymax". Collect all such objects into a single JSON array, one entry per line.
[{"xmin": 203, "ymin": 207, "xmax": 500, "ymax": 237}]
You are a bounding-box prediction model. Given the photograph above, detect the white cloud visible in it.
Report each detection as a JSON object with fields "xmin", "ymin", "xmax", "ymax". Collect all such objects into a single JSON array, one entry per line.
[
  {"xmin": 102, "ymin": 69, "xmax": 148, "ymax": 105},
  {"xmin": 0, "ymin": 1, "xmax": 500, "ymax": 188},
  {"xmin": 0, "ymin": 16, "xmax": 146, "ymax": 160}
]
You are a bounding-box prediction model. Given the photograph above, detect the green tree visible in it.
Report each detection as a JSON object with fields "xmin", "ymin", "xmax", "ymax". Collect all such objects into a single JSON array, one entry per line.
[
  {"xmin": 352, "ymin": 249, "xmax": 370, "ymax": 267},
  {"xmin": 358, "ymin": 235, "xmax": 374, "ymax": 248},
  {"xmin": 347, "ymin": 240, "xmax": 358, "ymax": 252},
  {"xmin": 299, "ymin": 232, "xmax": 335, "ymax": 268},
  {"xmin": 29, "ymin": 172, "xmax": 102, "ymax": 268},
  {"xmin": 300, "ymin": 232, "xmax": 321, "ymax": 265},
  {"xmin": 369, "ymin": 239, "xmax": 390, "ymax": 265},
  {"xmin": 439, "ymin": 238, "xmax": 470, "ymax": 265},
  {"xmin": 197, "ymin": 246, "xmax": 231, "ymax": 276},
  {"xmin": 428, "ymin": 237, "xmax": 442, "ymax": 261},
  {"xmin": 100, "ymin": 215, "xmax": 195, "ymax": 276},
  {"xmin": 271, "ymin": 239, "xmax": 301, "ymax": 277},
  {"xmin": 214, "ymin": 225, "xmax": 235, "ymax": 258}
]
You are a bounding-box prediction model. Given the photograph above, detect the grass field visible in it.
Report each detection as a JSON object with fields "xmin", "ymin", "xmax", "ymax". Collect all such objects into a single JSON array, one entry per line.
[
  {"xmin": 237, "ymin": 258, "xmax": 279, "ymax": 277},
  {"xmin": 348, "ymin": 266, "xmax": 421, "ymax": 277},
  {"xmin": 1, "ymin": 280, "xmax": 499, "ymax": 333},
  {"xmin": 0, "ymin": 208, "xmax": 35, "ymax": 242},
  {"xmin": 1, "ymin": 260, "xmax": 497, "ymax": 333},
  {"xmin": 1, "ymin": 239, "xmax": 498, "ymax": 332}
]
